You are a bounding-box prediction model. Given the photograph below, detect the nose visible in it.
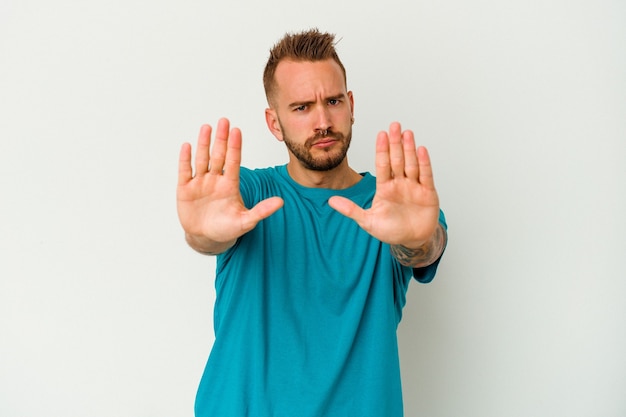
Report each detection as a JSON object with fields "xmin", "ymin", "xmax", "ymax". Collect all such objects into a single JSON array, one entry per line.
[{"xmin": 314, "ymin": 106, "xmax": 332, "ymax": 136}]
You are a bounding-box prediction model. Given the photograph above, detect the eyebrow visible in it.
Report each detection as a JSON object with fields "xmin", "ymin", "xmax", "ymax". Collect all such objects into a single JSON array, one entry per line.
[{"xmin": 287, "ymin": 93, "xmax": 346, "ymax": 109}]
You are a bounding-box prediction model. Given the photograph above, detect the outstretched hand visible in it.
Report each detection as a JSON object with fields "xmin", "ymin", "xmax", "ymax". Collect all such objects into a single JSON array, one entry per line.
[
  {"xmin": 329, "ymin": 122, "xmax": 440, "ymax": 249},
  {"xmin": 177, "ymin": 118, "xmax": 284, "ymax": 253}
]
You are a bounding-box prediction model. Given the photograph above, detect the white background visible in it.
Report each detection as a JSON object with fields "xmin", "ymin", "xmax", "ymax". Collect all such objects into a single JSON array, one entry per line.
[{"xmin": 1, "ymin": 0, "xmax": 624, "ymax": 416}]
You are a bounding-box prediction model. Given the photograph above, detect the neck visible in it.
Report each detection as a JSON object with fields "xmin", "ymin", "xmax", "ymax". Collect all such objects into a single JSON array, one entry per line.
[{"xmin": 286, "ymin": 159, "xmax": 362, "ymax": 189}]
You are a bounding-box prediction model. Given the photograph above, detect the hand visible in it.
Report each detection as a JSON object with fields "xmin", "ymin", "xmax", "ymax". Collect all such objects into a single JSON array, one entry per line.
[
  {"xmin": 177, "ymin": 118, "xmax": 284, "ymax": 253},
  {"xmin": 329, "ymin": 122, "xmax": 440, "ymax": 248}
]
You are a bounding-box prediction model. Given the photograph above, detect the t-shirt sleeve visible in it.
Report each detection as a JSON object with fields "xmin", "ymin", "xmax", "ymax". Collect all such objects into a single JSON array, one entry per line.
[{"xmin": 238, "ymin": 167, "xmax": 257, "ymax": 208}]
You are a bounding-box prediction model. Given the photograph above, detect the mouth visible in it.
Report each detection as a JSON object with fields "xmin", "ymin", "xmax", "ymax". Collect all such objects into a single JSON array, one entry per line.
[
  {"xmin": 310, "ymin": 131, "xmax": 342, "ymax": 148},
  {"xmin": 312, "ymin": 138, "xmax": 338, "ymax": 148}
]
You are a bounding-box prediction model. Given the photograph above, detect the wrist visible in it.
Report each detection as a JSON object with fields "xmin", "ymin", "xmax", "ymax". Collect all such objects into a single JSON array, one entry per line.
[
  {"xmin": 390, "ymin": 224, "xmax": 446, "ymax": 268},
  {"xmin": 185, "ymin": 232, "xmax": 235, "ymax": 256}
]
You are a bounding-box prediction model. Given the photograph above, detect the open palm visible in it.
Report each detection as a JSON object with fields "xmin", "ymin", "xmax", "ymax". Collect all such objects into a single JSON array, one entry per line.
[
  {"xmin": 177, "ymin": 119, "xmax": 283, "ymax": 253},
  {"xmin": 329, "ymin": 122, "xmax": 440, "ymax": 249}
]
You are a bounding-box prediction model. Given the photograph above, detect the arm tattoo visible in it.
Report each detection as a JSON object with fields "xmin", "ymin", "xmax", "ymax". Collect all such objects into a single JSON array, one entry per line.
[{"xmin": 390, "ymin": 224, "xmax": 446, "ymax": 268}]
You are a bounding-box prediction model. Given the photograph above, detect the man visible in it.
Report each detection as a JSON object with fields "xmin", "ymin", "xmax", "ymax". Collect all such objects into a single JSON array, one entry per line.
[{"xmin": 177, "ymin": 29, "xmax": 447, "ymax": 417}]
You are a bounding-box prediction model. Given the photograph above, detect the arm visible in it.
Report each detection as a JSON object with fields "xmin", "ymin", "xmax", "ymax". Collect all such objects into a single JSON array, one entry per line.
[
  {"xmin": 329, "ymin": 122, "xmax": 444, "ymax": 267},
  {"xmin": 176, "ymin": 118, "xmax": 283, "ymax": 255}
]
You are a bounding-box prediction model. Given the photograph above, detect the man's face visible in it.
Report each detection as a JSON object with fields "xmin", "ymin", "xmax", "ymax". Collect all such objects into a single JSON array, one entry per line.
[{"xmin": 267, "ymin": 59, "xmax": 354, "ymax": 171}]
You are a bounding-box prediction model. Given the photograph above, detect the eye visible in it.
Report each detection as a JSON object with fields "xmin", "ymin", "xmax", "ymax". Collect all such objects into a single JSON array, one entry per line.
[
  {"xmin": 328, "ymin": 99, "xmax": 339, "ymax": 106},
  {"xmin": 294, "ymin": 105, "xmax": 307, "ymax": 112}
]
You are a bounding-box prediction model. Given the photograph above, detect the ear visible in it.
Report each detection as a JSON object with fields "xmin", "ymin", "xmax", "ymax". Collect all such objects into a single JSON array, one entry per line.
[
  {"xmin": 265, "ymin": 108, "xmax": 284, "ymax": 142},
  {"xmin": 348, "ymin": 91, "xmax": 355, "ymax": 123}
]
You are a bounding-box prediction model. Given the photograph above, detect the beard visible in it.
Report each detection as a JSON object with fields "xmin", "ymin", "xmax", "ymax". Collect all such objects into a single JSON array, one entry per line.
[{"xmin": 280, "ymin": 123, "xmax": 352, "ymax": 171}]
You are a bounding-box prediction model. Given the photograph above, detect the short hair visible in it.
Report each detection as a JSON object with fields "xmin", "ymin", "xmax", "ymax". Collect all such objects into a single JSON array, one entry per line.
[{"xmin": 263, "ymin": 28, "xmax": 347, "ymax": 106}]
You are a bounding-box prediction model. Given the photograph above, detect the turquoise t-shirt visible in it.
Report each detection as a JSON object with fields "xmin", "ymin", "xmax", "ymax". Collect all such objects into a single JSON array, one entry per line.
[{"xmin": 195, "ymin": 165, "xmax": 446, "ymax": 417}]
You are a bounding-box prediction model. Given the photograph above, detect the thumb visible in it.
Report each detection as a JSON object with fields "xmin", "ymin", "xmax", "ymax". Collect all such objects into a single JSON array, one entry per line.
[
  {"xmin": 242, "ymin": 197, "xmax": 284, "ymax": 231},
  {"xmin": 328, "ymin": 196, "xmax": 365, "ymax": 223}
]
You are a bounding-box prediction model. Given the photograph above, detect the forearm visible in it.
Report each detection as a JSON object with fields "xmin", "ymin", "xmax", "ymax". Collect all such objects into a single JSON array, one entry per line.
[
  {"xmin": 390, "ymin": 223, "xmax": 447, "ymax": 268},
  {"xmin": 185, "ymin": 232, "xmax": 236, "ymax": 256}
]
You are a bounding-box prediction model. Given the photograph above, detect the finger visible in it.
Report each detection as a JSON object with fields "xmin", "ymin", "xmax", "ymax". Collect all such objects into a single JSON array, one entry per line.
[
  {"xmin": 177, "ymin": 142, "xmax": 193, "ymax": 186},
  {"xmin": 209, "ymin": 118, "xmax": 230, "ymax": 175},
  {"xmin": 388, "ymin": 122, "xmax": 405, "ymax": 179},
  {"xmin": 222, "ymin": 127, "xmax": 242, "ymax": 181},
  {"xmin": 417, "ymin": 146, "xmax": 435, "ymax": 188},
  {"xmin": 194, "ymin": 124, "xmax": 212, "ymax": 176},
  {"xmin": 375, "ymin": 131, "xmax": 391, "ymax": 183},
  {"xmin": 402, "ymin": 129, "xmax": 419, "ymax": 181}
]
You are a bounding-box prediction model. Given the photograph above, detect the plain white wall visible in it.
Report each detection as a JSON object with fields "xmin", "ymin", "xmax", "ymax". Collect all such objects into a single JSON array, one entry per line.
[{"xmin": 1, "ymin": 0, "xmax": 624, "ymax": 416}]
